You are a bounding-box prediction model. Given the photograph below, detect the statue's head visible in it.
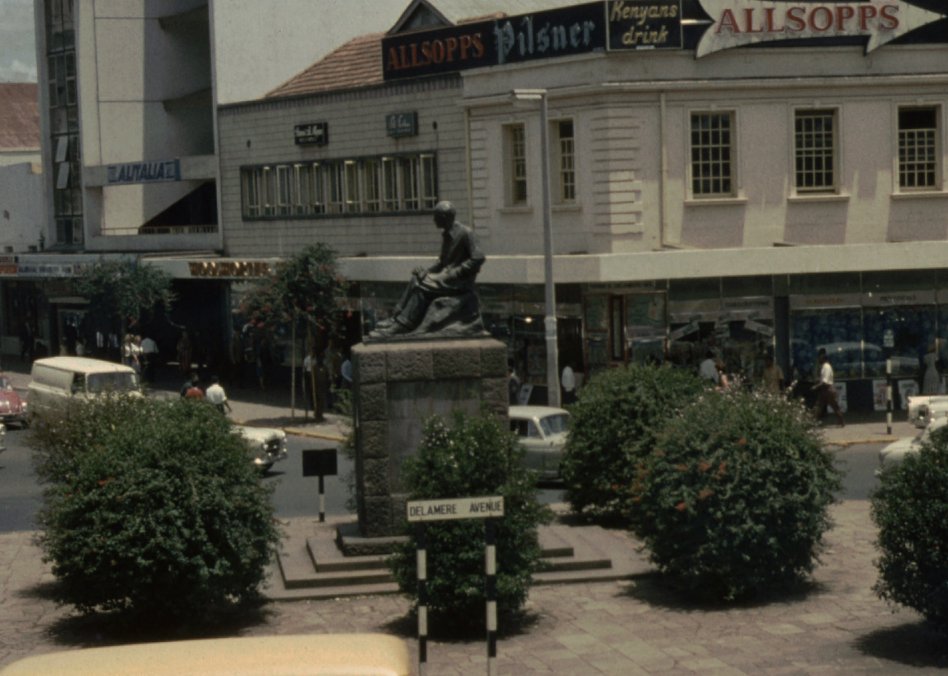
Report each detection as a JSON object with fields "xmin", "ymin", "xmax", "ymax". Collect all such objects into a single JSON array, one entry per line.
[{"xmin": 433, "ymin": 200, "xmax": 456, "ymax": 229}]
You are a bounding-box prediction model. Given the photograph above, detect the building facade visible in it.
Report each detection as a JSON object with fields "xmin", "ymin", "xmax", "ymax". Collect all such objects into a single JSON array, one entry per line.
[{"xmin": 220, "ymin": 0, "xmax": 948, "ymax": 410}]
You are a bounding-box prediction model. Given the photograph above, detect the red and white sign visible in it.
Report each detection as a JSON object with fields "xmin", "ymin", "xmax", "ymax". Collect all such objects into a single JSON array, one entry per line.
[{"xmin": 695, "ymin": 0, "xmax": 945, "ymax": 58}]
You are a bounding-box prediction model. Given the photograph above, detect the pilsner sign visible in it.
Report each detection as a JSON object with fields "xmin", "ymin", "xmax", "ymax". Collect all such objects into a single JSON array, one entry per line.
[{"xmin": 407, "ymin": 496, "xmax": 504, "ymax": 522}]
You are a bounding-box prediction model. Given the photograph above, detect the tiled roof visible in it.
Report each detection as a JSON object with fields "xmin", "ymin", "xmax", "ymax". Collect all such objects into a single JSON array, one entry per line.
[
  {"xmin": 266, "ymin": 32, "xmax": 385, "ymax": 99},
  {"xmin": 0, "ymin": 83, "xmax": 39, "ymax": 150}
]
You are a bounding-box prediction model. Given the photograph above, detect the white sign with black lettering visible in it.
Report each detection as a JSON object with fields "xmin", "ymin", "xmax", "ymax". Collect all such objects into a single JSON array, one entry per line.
[{"xmin": 407, "ymin": 496, "xmax": 504, "ymax": 522}]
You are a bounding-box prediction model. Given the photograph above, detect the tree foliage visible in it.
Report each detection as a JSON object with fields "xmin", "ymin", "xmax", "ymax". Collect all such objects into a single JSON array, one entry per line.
[
  {"xmin": 32, "ymin": 395, "xmax": 279, "ymax": 622},
  {"xmin": 239, "ymin": 243, "xmax": 348, "ymax": 335},
  {"xmin": 75, "ymin": 259, "xmax": 174, "ymax": 335}
]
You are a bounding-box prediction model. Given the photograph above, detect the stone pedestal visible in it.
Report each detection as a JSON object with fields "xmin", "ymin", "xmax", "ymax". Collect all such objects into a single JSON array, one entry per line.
[{"xmin": 352, "ymin": 337, "xmax": 507, "ymax": 538}]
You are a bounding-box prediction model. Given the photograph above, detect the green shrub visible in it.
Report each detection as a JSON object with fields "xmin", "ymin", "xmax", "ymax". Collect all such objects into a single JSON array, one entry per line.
[
  {"xmin": 632, "ymin": 388, "xmax": 841, "ymax": 601},
  {"xmin": 32, "ymin": 395, "xmax": 279, "ymax": 622},
  {"xmin": 560, "ymin": 364, "xmax": 705, "ymax": 521},
  {"xmin": 872, "ymin": 426, "xmax": 948, "ymax": 628},
  {"xmin": 388, "ymin": 412, "xmax": 551, "ymax": 627}
]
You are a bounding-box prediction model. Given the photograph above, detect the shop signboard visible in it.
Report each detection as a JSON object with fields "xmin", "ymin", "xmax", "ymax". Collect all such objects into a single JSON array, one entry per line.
[
  {"xmin": 386, "ymin": 111, "xmax": 418, "ymax": 138},
  {"xmin": 692, "ymin": 0, "xmax": 947, "ymax": 58},
  {"xmin": 862, "ymin": 289, "xmax": 936, "ymax": 307},
  {"xmin": 607, "ymin": 0, "xmax": 683, "ymax": 49},
  {"xmin": 294, "ymin": 122, "xmax": 328, "ymax": 146},
  {"xmin": 107, "ymin": 159, "xmax": 180, "ymax": 185},
  {"xmin": 382, "ymin": 2, "xmax": 605, "ymax": 80},
  {"xmin": 789, "ymin": 293, "xmax": 862, "ymax": 310}
]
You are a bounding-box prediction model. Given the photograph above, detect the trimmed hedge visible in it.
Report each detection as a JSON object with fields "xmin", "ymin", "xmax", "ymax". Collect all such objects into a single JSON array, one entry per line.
[
  {"xmin": 560, "ymin": 364, "xmax": 706, "ymax": 521},
  {"xmin": 388, "ymin": 412, "xmax": 550, "ymax": 627},
  {"xmin": 32, "ymin": 395, "xmax": 279, "ymax": 622},
  {"xmin": 872, "ymin": 425, "xmax": 948, "ymax": 628},
  {"xmin": 631, "ymin": 388, "xmax": 841, "ymax": 601}
]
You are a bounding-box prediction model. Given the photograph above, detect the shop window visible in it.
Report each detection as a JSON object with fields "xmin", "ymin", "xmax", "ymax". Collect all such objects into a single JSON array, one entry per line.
[
  {"xmin": 344, "ymin": 160, "xmax": 360, "ymax": 212},
  {"xmin": 794, "ymin": 109, "xmax": 837, "ymax": 193},
  {"xmin": 363, "ymin": 159, "xmax": 381, "ymax": 212},
  {"xmin": 381, "ymin": 157, "xmax": 398, "ymax": 211},
  {"xmin": 400, "ymin": 156, "xmax": 420, "ymax": 211},
  {"xmin": 863, "ymin": 306, "xmax": 933, "ymax": 378},
  {"xmin": 554, "ymin": 119, "xmax": 576, "ymax": 203},
  {"xmin": 261, "ymin": 166, "xmax": 275, "ymax": 216},
  {"xmin": 328, "ymin": 163, "xmax": 345, "ymax": 213},
  {"xmin": 790, "ymin": 307, "xmax": 863, "ymax": 380},
  {"xmin": 420, "ymin": 153, "xmax": 438, "ymax": 209},
  {"xmin": 898, "ymin": 107, "xmax": 939, "ymax": 191},
  {"xmin": 275, "ymin": 165, "xmax": 292, "ymax": 216},
  {"xmin": 241, "ymin": 168, "xmax": 261, "ymax": 217},
  {"xmin": 292, "ymin": 164, "xmax": 309, "ymax": 215},
  {"xmin": 505, "ymin": 123, "xmax": 528, "ymax": 205},
  {"xmin": 690, "ymin": 111, "xmax": 734, "ymax": 197}
]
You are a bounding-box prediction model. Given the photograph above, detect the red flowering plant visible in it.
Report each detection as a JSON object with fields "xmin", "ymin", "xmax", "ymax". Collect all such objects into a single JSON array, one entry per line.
[{"xmin": 630, "ymin": 388, "xmax": 841, "ymax": 602}]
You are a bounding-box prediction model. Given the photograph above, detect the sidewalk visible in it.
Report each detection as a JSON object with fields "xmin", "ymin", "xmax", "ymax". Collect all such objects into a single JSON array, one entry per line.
[{"xmin": 2, "ymin": 360, "xmax": 945, "ymax": 672}]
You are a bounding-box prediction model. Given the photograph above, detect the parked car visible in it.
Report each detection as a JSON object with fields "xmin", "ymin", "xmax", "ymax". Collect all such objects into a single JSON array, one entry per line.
[
  {"xmin": 509, "ymin": 405, "xmax": 570, "ymax": 480},
  {"xmin": 235, "ymin": 423, "xmax": 288, "ymax": 472},
  {"xmin": 877, "ymin": 416, "xmax": 948, "ymax": 475},
  {"xmin": 0, "ymin": 374, "xmax": 27, "ymax": 428},
  {"xmin": 906, "ymin": 394, "xmax": 948, "ymax": 428}
]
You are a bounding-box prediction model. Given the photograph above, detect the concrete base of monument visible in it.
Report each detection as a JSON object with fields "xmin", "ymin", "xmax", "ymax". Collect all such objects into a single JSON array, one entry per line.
[
  {"xmin": 352, "ymin": 337, "xmax": 509, "ymax": 538},
  {"xmin": 335, "ymin": 521, "xmax": 407, "ymax": 557}
]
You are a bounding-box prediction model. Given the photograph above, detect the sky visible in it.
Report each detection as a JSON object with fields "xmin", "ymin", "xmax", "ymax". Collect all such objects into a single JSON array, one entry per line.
[{"xmin": 0, "ymin": 0, "xmax": 36, "ymax": 82}]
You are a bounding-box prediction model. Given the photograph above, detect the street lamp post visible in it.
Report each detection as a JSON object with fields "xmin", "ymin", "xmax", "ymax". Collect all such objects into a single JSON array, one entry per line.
[{"xmin": 512, "ymin": 89, "xmax": 560, "ymax": 407}]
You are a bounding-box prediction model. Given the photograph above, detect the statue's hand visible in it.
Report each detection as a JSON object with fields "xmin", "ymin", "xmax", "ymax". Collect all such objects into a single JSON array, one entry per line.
[
  {"xmin": 427, "ymin": 270, "xmax": 446, "ymax": 284},
  {"xmin": 412, "ymin": 266, "xmax": 427, "ymax": 279}
]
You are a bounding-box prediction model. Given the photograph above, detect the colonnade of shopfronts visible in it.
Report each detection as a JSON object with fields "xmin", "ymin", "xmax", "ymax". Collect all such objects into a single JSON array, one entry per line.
[{"xmin": 359, "ymin": 269, "xmax": 948, "ymax": 412}]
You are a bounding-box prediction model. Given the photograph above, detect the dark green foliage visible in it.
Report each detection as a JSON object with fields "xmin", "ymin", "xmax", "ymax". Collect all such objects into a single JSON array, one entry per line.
[
  {"xmin": 560, "ymin": 364, "xmax": 706, "ymax": 521},
  {"xmin": 32, "ymin": 396, "xmax": 279, "ymax": 621},
  {"xmin": 76, "ymin": 260, "xmax": 174, "ymax": 335},
  {"xmin": 388, "ymin": 413, "xmax": 551, "ymax": 627},
  {"xmin": 872, "ymin": 427, "xmax": 948, "ymax": 629},
  {"xmin": 632, "ymin": 389, "xmax": 841, "ymax": 601}
]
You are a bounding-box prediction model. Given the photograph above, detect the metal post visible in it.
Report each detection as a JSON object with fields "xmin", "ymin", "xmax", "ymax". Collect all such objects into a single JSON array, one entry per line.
[
  {"xmin": 886, "ymin": 358, "xmax": 893, "ymax": 435},
  {"xmin": 317, "ymin": 475, "xmax": 326, "ymax": 523},
  {"xmin": 485, "ymin": 519, "xmax": 498, "ymax": 676},
  {"xmin": 417, "ymin": 526, "xmax": 428, "ymax": 676},
  {"xmin": 538, "ymin": 92, "xmax": 560, "ymax": 408}
]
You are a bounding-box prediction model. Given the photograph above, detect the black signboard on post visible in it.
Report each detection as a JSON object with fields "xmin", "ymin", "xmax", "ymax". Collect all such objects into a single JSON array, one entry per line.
[{"xmin": 302, "ymin": 448, "xmax": 337, "ymax": 477}]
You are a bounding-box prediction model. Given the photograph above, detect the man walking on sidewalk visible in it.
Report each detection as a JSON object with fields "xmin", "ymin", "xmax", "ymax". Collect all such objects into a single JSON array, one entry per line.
[{"xmin": 813, "ymin": 349, "xmax": 844, "ymax": 426}]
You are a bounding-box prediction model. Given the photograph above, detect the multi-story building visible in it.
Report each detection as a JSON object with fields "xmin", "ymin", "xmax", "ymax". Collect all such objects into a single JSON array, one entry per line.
[{"xmin": 220, "ymin": 0, "xmax": 948, "ymax": 411}]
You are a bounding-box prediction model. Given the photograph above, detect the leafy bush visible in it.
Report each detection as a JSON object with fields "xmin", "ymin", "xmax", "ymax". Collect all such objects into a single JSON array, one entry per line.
[
  {"xmin": 388, "ymin": 412, "xmax": 550, "ymax": 627},
  {"xmin": 631, "ymin": 389, "xmax": 841, "ymax": 601},
  {"xmin": 872, "ymin": 426, "xmax": 948, "ymax": 628},
  {"xmin": 32, "ymin": 395, "xmax": 279, "ymax": 622},
  {"xmin": 560, "ymin": 364, "xmax": 705, "ymax": 521}
]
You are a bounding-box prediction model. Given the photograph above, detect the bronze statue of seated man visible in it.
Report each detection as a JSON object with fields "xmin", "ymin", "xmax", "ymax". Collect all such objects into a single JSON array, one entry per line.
[{"xmin": 371, "ymin": 201, "xmax": 486, "ymax": 339}]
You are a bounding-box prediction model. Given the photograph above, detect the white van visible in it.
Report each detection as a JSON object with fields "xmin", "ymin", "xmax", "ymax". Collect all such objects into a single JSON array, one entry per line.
[{"xmin": 28, "ymin": 356, "xmax": 141, "ymax": 418}]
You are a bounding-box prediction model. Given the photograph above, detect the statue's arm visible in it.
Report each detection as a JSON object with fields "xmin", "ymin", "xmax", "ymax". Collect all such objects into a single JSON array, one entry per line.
[{"xmin": 444, "ymin": 231, "xmax": 485, "ymax": 281}]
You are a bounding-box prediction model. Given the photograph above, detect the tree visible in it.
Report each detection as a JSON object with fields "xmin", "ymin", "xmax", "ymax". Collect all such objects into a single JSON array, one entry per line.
[
  {"xmin": 239, "ymin": 244, "xmax": 348, "ymax": 417},
  {"xmin": 76, "ymin": 259, "xmax": 174, "ymax": 343}
]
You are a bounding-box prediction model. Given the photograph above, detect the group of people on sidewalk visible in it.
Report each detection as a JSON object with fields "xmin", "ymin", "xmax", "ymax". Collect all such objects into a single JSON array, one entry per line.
[{"xmin": 180, "ymin": 372, "xmax": 232, "ymax": 415}]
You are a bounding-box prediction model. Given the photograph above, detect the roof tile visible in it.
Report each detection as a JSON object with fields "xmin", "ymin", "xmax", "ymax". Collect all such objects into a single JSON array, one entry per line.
[{"xmin": 0, "ymin": 83, "xmax": 39, "ymax": 150}]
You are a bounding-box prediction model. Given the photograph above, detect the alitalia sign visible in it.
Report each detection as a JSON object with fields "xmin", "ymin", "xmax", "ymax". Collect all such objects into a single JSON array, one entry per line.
[{"xmin": 694, "ymin": 1, "xmax": 946, "ymax": 58}]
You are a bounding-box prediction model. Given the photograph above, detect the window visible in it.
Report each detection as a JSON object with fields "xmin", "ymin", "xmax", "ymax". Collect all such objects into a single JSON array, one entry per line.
[
  {"xmin": 276, "ymin": 165, "xmax": 291, "ymax": 215},
  {"xmin": 310, "ymin": 163, "xmax": 326, "ymax": 214},
  {"xmin": 690, "ymin": 112, "xmax": 734, "ymax": 196},
  {"xmin": 794, "ymin": 109, "xmax": 837, "ymax": 193},
  {"xmin": 899, "ymin": 107, "xmax": 939, "ymax": 190},
  {"xmin": 239, "ymin": 153, "xmax": 438, "ymax": 219},
  {"xmin": 555, "ymin": 120, "xmax": 576, "ymax": 202},
  {"xmin": 506, "ymin": 124, "xmax": 527, "ymax": 205}
]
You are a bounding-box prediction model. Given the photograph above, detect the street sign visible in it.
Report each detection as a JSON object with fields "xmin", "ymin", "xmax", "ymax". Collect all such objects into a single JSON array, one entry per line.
[
  {"xmin": 407, "ymin": 496, "xmax": 504, "ymax": 522},
  {"xmin": 302, "ymin": 449, "xmax": 337, "ymax": 477}
]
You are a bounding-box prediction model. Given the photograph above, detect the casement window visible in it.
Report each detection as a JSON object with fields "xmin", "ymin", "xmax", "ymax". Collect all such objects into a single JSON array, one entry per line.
[
  {"xmin": 363, "ymin": 159, "xmax": 381, "ymax": 212},
  {"xmin": 239, "ymin": 152, "xmax": 438, "ymax": 219},
  {"xmin": 794, "ymin": 109, "xmax": 837, "ymax": 193},
  {"xmin": 310, "ymin": 163, "xmax": 326, "ymax": 214},
  {"xmin": 898, "ymin": 107, "xmax": 939, "ymax": 191},
  {"xmin": 275, "ymin": 165, "xmax": 292, "ymax": 215},
  {"xmin": 505, "ymin": 123, "xmax": 528, "ymax": 205},
  {"xmin": 690, "ymin": 112, "xmax": 734, "ymax": 197},
  {"xmin": 555, "ymin": 119, "xmax": 576, "ymax": 203}
]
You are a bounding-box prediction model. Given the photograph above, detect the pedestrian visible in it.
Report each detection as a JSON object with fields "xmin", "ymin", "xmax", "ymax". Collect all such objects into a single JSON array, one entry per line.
[
  {"xmin": 140, "ymin": 334, "xmax": 158, "ymax": 383},
  {"xmin": 922, "ymin": 341, "xmax": 940, "ymax": 395},
  {"xmin": 508, "ymin": 360, "xmax": 521, "ymax": 405},
  {"xmin": 812, "ymin": 350, "xmax": 844, "ymax": 426},
  {"xmin": 715, "ymin": 359, "xmax": 730, "ymax": 390},
  {"xmin": 340, "ymin": 355, "xmax": 352, "ymax": 389},
  {"xmin": 699, "ymin": 350, "xmax": 719, "ymax": 385},
  {"xmin": 122, "ymin": 334, "xmax": 141, "ymax": 374},
  {"xmin": 205, "ymin": 375, "xmax": 231, "ymax": 414},
  {"xmin": 761, "ymin": 355, "xmax": 784, "ymax": 394},
  {"xmin": 176, "ymin": 331, "xmax": 192, "ymax": 376},
  {"xmin": 561, "ymin": 362, "xmax": 576, "ymax": 405},
  {"xmin": 303, "ymin": 348, "xmax": 317, "ymax": 415},
  {"xmin": 180, "ymin": 371, "xmax": 200, "ymax": 398}
]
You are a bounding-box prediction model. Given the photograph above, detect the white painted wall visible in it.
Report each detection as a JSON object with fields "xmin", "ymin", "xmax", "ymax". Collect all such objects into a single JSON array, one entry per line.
[{"xmin": 0, "ymin": 161, "xmax": 45, "ymax": 252}]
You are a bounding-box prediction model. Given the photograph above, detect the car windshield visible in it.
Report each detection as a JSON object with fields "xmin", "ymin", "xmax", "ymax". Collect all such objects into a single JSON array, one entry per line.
[
  {"xmin": 86, "ymin": 372, "xmax": 139, "ymax": 394},
  {"xmin": 538, "ymin": 413, "xmax": 569, "ymax": 436}
]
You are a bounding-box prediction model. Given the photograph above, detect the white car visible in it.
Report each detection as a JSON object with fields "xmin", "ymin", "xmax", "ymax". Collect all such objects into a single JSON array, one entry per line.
[
  {"xmin": 509, "ymin": 405, "xmax": 569, "ymax": 480},
  {"xmin": 234, "ymin": 424, "xmax": 288, "ymax": 472},
  {"xmin": 878, "ymin": 416, "xmax": 948, "ymax": 475},
  {"xmin": 906, "ymin": 394, "xmax": 948, "ymax": 428}
]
